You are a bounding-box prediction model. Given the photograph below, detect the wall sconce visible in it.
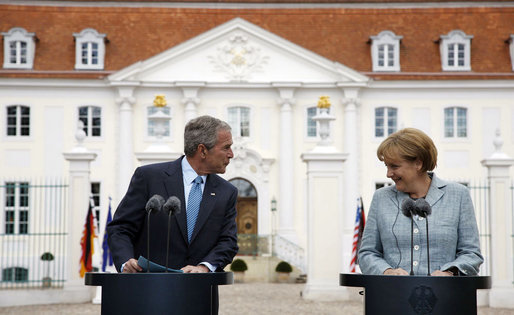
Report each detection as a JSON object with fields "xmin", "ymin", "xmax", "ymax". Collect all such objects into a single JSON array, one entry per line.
[{"xmin": 271, "ymin": 197, "xmax": 277, "ymax": 212}]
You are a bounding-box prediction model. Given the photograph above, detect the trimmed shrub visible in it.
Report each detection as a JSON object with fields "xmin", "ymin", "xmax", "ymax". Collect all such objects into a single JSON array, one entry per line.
[
  {"xmin": 230, "ymin": 258, "xmax": 248, "ymax": 272},
  {"xmin": 275, "ymin": 261, "xmax": 293, "ymax": 273}
]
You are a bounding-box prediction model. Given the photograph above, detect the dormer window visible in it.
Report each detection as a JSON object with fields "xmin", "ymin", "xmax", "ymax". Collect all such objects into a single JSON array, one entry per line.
[
  {"xmin": 73, "ymin": 28, "xmax": 106, "ymax": 70},
  {"xmin": 1, "ymin": 28, "xmax": 36, "ymax": 69},
  {"xmin": 370, "ymin": 31, "xmax": 402, "ymax": 72},
  {"xmin": 440, "ymin": 30, "xmax": 473, "ymax": 71},
  {"xmin": 509, "ymin": 34, "xmax": 514, "ymax": 71}
]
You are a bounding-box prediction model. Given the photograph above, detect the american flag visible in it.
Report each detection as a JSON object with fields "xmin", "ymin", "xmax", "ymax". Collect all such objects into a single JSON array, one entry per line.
[{"xmin": 349, "ymin": 197, "xmax": 366, "ymax": 273}]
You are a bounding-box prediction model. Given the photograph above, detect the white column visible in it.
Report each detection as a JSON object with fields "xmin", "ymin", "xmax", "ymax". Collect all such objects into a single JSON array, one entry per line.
[
  {"xmin": 481, "ymin": 130, "xmax": 514, "ymax": 309},
  {"xmin": 63, "ymin": 125, "xmax": 97, "ymax": 297},
  {"xmin": 116, "ymin": 89, "xmax": 135, "ymax": 202},
  {"xmin": 302, "ymin": 151, "xmax": 348, "ymax": 301},
  {"xmin": 341, "ymin": 91, "xmax": 361, "ymax": 272},
  {"xmin": 277, "ymin": 89, "xmax": 296, "ymax": 241},
  {"xmin": 181, "ymin": 87, "xmax": 201, "ymax": 123}
]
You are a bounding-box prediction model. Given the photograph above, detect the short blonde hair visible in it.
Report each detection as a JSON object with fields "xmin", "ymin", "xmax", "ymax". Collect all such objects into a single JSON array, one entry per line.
[{"xmin": 377, "ymin": 128, "xmax": 437, "ymax": 172}]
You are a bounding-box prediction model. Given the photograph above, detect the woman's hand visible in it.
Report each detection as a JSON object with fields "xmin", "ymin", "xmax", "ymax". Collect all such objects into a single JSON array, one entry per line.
[
  {"xmin": 383, "ymin": 268, "xmax": 409, "ymax": 275},
  {"xmin": 431, "ymin": 270, "xmax": 453, "ymax": 276}
]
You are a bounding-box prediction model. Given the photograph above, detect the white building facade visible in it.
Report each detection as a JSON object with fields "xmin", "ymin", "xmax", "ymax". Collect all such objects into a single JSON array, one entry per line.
[{"xmin": 1, "ymin": 4, "xmax": 514, "ymax": 308}]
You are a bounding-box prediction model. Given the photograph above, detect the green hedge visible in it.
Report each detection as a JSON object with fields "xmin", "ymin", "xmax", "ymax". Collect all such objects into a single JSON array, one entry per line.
[
  {"xmin": 275, "ymin": 261, "xmax": 293, "ymax": 273},
  {"xmin": 230, "ymin": 258, "xmax": 248, "ymax": 272}
]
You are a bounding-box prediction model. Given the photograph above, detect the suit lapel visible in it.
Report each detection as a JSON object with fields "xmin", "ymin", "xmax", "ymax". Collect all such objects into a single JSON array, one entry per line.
[
  {"xmin": 190, "ymin": 174, "xmax": 219, "ymax": 243},
  {"xmin": 163, "ymin": 158, "xmax": 188, "ymax": 244}
]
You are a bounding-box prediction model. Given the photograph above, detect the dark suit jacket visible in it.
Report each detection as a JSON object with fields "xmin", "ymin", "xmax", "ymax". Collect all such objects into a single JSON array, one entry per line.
[{"xmin": 107, "ymin": 156, "xmax": 239, "ymax": 272}]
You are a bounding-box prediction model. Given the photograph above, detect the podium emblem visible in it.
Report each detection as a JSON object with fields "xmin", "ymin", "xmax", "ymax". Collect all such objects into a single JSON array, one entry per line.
[{"xmin": 409, "ymin": 285, "xmax": 437, "ymax": 314}]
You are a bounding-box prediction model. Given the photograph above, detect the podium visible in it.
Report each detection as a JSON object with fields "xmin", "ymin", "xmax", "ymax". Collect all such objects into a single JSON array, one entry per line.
[
  {"xmin": 85, "ymin": 272, "xmax": 233, "ymax": 315},
  {"xmin": 340, "ymin": 273, "xmax": 490, "ymax": 315}
]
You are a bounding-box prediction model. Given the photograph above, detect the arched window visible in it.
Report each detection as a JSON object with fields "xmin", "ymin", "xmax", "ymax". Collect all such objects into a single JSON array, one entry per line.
[
  {"xmin": 370, "ymin": 31, "xmax": 403, "ymax": 72},
  {"xmin": 440, "ymin": 30, "xmax": 473, "ymax": 71},
  {"xmin": 1, "ymin": 27, "xmax": 36, "ymax": 69},
  {"xmin": 73, "ymin": 28, "xmax": 107, "ymax": 70},
  {"xmin": 230, "ymin": 178, "xmax": 257, "ymax": 197}
]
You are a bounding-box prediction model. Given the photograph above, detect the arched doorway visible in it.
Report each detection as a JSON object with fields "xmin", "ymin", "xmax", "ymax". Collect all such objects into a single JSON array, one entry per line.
[{"xmin": 229, "ymin": 178, "xmax": 258, "ymax": 255}]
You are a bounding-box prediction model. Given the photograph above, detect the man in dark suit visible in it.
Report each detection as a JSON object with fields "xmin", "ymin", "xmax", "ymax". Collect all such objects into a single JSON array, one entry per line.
[{"xmin": 107, "ymin": 115, "xmax": 238, "ymax": 311}]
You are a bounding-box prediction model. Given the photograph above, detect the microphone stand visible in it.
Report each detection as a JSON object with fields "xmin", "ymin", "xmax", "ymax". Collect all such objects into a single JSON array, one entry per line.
[
  {"xmin": 426, "ymin": 217, "xmax": 430, "ymax": 276},
  {"xmin": 165, "ymin": 211, "xmax": 172, "ymax": 273},
  {"xmin": 147, "ymin": 211, "xmax": 151, "ymax": 273},
  {"xmin": 410, "ymin": 215, "xmax": 414, "ymax": 276}
]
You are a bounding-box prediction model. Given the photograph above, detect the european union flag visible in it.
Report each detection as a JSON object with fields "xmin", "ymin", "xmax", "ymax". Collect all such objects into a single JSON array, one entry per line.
[{"xmin": 102, "ymin": 197, "xmax": 113, "ymax": 272}]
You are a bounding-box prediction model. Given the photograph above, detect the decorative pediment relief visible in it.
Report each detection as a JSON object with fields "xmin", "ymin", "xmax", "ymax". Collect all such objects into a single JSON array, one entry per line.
[{"xmin": 208, "ymin": 33, "xmax": 269, "ymax": 82}]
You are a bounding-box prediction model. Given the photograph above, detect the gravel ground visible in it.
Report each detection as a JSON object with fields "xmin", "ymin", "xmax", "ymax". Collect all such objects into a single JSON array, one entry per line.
[{"xmin": 0, "ymin": 283, "xmax": 513, "ymax": 315}]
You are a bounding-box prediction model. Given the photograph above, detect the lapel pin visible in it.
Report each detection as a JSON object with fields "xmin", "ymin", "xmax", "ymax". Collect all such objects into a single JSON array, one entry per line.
[{"xmin": 211, "ymin": 192, "xmax": 216, "ymax": 196}]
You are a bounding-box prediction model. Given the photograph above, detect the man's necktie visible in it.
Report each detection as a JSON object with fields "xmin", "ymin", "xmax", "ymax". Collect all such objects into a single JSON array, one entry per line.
[{"xmin": 187, "ymin": 176, "xmax": 203, "ymax": 242}]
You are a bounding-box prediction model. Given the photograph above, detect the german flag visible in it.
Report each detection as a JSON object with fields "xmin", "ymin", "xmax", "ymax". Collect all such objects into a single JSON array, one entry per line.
[{"xmin": 79, "ymin": 199, "xmax": 96, "ymax": 278}]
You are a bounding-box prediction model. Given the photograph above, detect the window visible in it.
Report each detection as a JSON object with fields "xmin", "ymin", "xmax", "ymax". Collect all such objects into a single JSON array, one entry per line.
[
  {"xmin": 370, "ymin": 31, "xmax": 402, "ymax": 72},
  {"xmin": 440, "ymin": 30, "xmax": 473, "ymax": 71},
  {"xmin": 375, "ymin": 107, "xmax": 397, "ymax": 138},
  {"xmin": 444, "ymin": 107, "xmax": 467, "ymax": 138},
  {"xmin": 2, "ymin": 267, "xmax": 28, "ymax": 282},
  {"xmin": 227, "ymin": 107, "xmax": 250, "ymax": 137},
  {"xmin": 78, "ymin": 106, "xmax": 101, "ymax": 137},
  {"xmin": 6, "ymin": 105, "xmax": 30, "ymax": 136},
  {"xmin": 73, "ymin": 28, "xmax": 107, "ymax": 70},
  {"xmin": 147, "ymin": 106, "xmax": 171, "ymax": 137},
  {"xmin": 509, "ymin": 34, "xmax": 514, "ymax": 71},
  {"xmin": 91, "ymin": 182, "xmax": 101, "ymax": 230},
  {"xmin": 306, "ymin": 106, "xmax": 332, "ymax": 138},
  {"xmin": 4, "ymin": 182, "xmax": 29, "ymax": 235},
  {"xmin": 1, "ymin": 28, "xmax": 36, "ymax": 69}
]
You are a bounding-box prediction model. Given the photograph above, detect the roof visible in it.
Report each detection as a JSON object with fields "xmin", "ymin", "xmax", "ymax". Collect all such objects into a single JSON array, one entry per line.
[{"xmin": 1, "ymin": 2, "xmax": 513, "ymax": 80}]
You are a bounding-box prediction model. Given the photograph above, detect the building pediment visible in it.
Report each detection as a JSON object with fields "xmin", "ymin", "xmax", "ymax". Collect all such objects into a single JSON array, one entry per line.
[{"xmin": 108, "ymin": 18, "xmax": 368, "ymax": 85}]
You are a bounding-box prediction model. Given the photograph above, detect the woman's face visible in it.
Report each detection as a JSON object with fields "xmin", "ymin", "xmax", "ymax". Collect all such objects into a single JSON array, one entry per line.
[{"xmin": 383, "ymin": 155, "xmax": 423, "ymax": 193}]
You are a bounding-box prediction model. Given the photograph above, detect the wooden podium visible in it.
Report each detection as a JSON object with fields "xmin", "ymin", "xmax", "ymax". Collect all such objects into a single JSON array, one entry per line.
[
  {"xmin": 85, "ymin": 272, "xmax": 233, "ymax": 315},
  {"xmin": 340, "ymin": 273, "xmax": 491, "ymax": 315}
]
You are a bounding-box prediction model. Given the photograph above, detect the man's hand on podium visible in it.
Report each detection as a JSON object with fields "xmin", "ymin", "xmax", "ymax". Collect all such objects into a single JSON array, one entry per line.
[
  {"xmin": 122, "ymin": 258, "xmax": 143, "ymax": 273},
  {"xmin": 181, "ymin": 265, "xmax": 209, "ymax": 273}
]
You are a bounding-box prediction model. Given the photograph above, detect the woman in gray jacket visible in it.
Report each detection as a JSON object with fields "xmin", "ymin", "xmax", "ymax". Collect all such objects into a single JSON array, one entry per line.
[{"xmin": 358, "ymin": 128, "xmax": 483, "ymax": 276}]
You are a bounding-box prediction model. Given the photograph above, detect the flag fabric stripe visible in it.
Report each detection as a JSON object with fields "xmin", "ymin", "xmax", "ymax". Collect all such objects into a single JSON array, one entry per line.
[
  {"xmin": 79, "ymin": 199, "xmax": 97, "ymax": 278},
  {"xmin": 350, "ymin": 197, "xmax": 366, "ymax": 273},
  {"xmin": 102, "ymin": 197, "xmax": 114, "ymax": 272}
]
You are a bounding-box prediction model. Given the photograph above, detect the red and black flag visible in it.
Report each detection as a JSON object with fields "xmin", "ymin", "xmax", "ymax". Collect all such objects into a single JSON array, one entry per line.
[{"xmin": 79, "ymin": 199, "xmax": 97, "ymax": 278}]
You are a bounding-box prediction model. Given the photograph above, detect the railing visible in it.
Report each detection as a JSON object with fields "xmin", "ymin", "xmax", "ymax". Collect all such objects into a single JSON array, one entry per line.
[
  {"xmin": 0, "ymin": 178, "xmax": 68, "ymax": 289},
  {"xmin": 511, "ymin": 181, "xmax": 514, "ymax": 284},
  {"xmin": 236, "ymin": 233, "xmax": 306, "ymax": 273},
  {"xmin": 468, "ymin": 179, "xmax": 491, "ymax": 277},
  {"xmin": 272, "ymin": 234, "xmax": 306, "ymax": 273}
]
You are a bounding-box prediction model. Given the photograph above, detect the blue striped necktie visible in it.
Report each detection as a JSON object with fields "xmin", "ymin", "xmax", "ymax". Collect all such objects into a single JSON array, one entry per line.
[{"xmin": 187, "ymin": 176, "xmax": 203, "ymax": 242}]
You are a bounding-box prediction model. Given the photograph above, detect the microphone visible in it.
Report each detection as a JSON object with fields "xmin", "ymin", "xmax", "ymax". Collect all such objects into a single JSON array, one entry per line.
[
  {"xmin": 414, "ymin": 198, "xmax": 432, "ymax": 276},
  {"xmin": 163, "ymin": 196, "xmax": 181, "ymax": 272},
  {"xmin": 145, "ymin": 194, "xmax": 164, "ymax": 272},
  {"xmin": 401, "ymin": 198, "xmax": 416, "ymax": 275}
]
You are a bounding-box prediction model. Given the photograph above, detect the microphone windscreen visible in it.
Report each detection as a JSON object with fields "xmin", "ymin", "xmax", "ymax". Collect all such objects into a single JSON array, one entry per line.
[
  {"xmin": 163, "ymin": 196, "xmax": 181, "ymax": 215},
  {"xmin": 414, "ymin": 198, "xmax": 432, "ymax": 217},
  {"xmin": 400, "ymin": 198, "xmax": 415, "ymax": 217},
  {"xmin": 145, "ymin": 194, "xmax": 165, "ymax": 213}
]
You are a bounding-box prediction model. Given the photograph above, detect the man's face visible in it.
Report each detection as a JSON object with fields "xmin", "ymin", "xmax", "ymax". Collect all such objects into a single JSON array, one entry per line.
[{"xmin": 203, "ymin": 130, "xmax": 234, "ymax": 174}]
